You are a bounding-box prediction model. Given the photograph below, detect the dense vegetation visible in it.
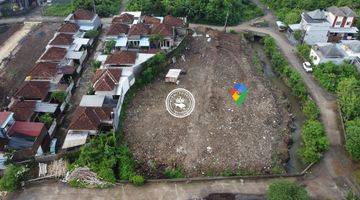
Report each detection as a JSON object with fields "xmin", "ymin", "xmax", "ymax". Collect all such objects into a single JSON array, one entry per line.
[
  {"xmin": 313, "ymin": 62, "xmax": 360, "ymax": 160},
  {"xmin": 0, "ymin": 164, "xmax": 29, "ymax": 192},
  {"xmin": 263, "ymin": 36, "xmax": 329, "ymax": 164},
  {"xmin": 261, "ymin": 0, "xmax": 360, "ymax": 28},
  {"xmin": 267, "ymin": 180, "xmax": 310, "ymax": 200},
  {"xmin": 126, "ymin": 0, "xmax": 263, "ymax": 26},
  {"xmin": 44, "ymin": 0, "xmax": 120, "ymax": 17}
]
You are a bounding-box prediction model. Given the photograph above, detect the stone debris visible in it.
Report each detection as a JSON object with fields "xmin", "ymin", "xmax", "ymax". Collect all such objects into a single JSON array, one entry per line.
[{"xmin": 65, "ymin": 167, "xmax": 110, "ymax": 187}]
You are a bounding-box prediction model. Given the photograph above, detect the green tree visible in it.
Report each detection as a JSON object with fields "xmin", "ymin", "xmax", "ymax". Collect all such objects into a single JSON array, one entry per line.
[
  {"xmin": 345, "ymin": 119, "xmax": 360, "ymax": 161},
  {"xmin": 85, "ymin": 29, "xmax": 100, "ymax": 39},
  {"xmin": 302, "ymin": 99, "xmax": 320, "ymax": 120},
  {"xmin": 51, "ymin": 91, "xmax": 67, "ymax": 103},
  {"xmin": 149, "ymin": 34, "xmax": 165, "ymax": 49},
  {"xmin": 130, "ymin": 175, "xmax": 145, "ymax": 186},
  {"xmin": 337, "ymin": 77, "xmax": 360, "ymax": 121},
  {"xmin": 296, "ymin": 43, "xmax": 311, "ymax": 61},
  {"xmin": 293, "ymin": 30, "xmax": 303, "ymax": 42},
  {"xmin": 0, "ymin": 164, "xmax": 29, "ymax": 192},
  {"xmin": 284, "ymin": 9, "xmax": 301, "ymax": 24},
  {"xmin": 104, "ymin": 40, "xmax": 116, "ymax": 54},
  {"xmin": 267, "ymin": 180, "xmax": 310, "ymax": 200},
  {"xmin": 39, "ymin": 113, "xmax": 53, "ymax": 127}
]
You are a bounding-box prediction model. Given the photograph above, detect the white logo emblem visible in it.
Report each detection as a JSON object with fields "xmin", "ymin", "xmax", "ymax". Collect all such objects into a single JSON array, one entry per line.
[{"xmin": 166, "ymin": 88, "xmax": 195, "ymax": 118}]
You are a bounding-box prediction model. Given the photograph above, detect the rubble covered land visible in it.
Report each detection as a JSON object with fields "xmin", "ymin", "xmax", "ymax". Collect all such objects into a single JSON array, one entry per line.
[{"xmin": 124, "ymin": 28, "xmax": 291, "ymax": 177}]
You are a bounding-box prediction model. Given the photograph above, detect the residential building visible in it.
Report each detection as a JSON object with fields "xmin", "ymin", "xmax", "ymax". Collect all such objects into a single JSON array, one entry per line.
[
  {"xmin": 104, "ymin": 51, "xmax": 137, "ymax": 68},
  {"xmin": 310, "ymin": 43, "xmax": 348, "ymax": 65},
  {"xmin": 290, "ymin": 6, "xmax": 358, "ymax": 45},
  {"xmin": 64, "ymin": 9, "xmax": 101, "ymax": 31}
]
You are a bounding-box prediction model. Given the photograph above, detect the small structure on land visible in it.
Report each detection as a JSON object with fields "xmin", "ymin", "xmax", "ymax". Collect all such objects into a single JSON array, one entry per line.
[{"xmin": 165, "ymin": 69, "xmax": 182, "ymax": 83}]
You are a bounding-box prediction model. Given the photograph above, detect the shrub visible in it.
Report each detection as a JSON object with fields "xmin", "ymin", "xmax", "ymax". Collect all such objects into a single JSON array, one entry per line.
[
  {"xmin": 130, "ymin": 175, "xmax": 145, "ymax": 186},
  {"xmin": 296, "ymin": 43, "xmax": 311, "ymax": 61},
  {"xmin": 73, "ymin": 0, "xmax": 120, "ymax": 17},
  {"xmin": 299, "ymin": 120, "xmax": 330, "ymax": 163},
  {"xmin": 0, "ymin": 164, "xmax": 29, "ymax": 192},
  {"xmin": 267, "ymin": 180, "xmax": 309, "ymax": 200},
  {"xmin": 302, "ymin": 99, "xmax": 320, "ymax": 120},
  {"xmin": 293, "ymin": 30, "xmax": 303, "ymax": 42},
  {"xmin": 164, "ymin": 167, "xmax": 185, "ymax": 179},
  {"xmin": 43, "ymin": 3, "xmax": 75, "ymax": 16},
  {"xmin": 51, "ymin": 91, "xmax": 67, "ymax": 103},
  {"xmin": 345, "ymin": 119, "xmax": 360, "ymax": 161},
  {"xmin": 337, "ymin": 77, "xmax": 360, "ymax": 121},
  {"xmin": 118, "ymin": 144, "xmax": 136, "ymax": 180},
  {"xmin": 39, "ymin": 113, "xmax": 53, "ymax": 127},
  {"xmin": 91, "ymin": 60, "xmax": 101, "ymax": 71},
  {"xmin": 104, "ymin": 40, "xmax": 116, "ymax": 54},
  {"xmin": 85, "ymin": 30, "xmax": 100, "ymax": 39}
]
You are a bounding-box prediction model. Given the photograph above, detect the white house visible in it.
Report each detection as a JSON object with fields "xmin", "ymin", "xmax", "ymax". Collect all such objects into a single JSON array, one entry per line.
[
  {"xmin": 310, "ymin": 43, "xmax": 348, "ymax": 65},
  {"xmin": 290, "ymin": 6, "xmax": 358, "ymax": 45},
  {"xmin": 64, "ymin": 9, "xmax": 101, "ymax": 31}
]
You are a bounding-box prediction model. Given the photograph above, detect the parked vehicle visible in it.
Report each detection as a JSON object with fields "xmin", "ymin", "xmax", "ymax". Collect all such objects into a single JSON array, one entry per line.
[{"xmin": 302, "ymin": 62, "xmax": 313, "ymax": 72}]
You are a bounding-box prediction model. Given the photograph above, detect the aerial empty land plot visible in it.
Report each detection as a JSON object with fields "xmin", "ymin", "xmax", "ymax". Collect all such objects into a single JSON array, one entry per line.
[{"xmin": 124, "ymin": 29, "xmax": 290, "ymax": 177}]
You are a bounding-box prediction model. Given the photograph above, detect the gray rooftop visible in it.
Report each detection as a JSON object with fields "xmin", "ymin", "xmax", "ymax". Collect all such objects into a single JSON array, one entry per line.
[
  {"xmin": 343, "ymin": 40, "xmax": 360, "ymax": 53},
  {"xmin": 327, "ymin": 6, "xmax": 357, "ymax": 17},
  {"xmin": 307, "ymin": 9, "xmax": 326, "ymax": 20},
  {"xmin": 319, "ymin": 44, "xmax": 345, "ymax": 58}
]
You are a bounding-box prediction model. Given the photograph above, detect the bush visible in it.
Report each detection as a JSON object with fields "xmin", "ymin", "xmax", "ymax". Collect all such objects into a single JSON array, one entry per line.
[
  {"xmin": 104, "ymin": 40, "xmax": 116, "ymax": 54},
  {"xmin": 39, "ymin": 113, "xmax": 53, "ymax": 127},
  {"xmin": 73, "ymin": 0, "xmax": 120, "ymax": 17},
  {"xmin": 130, "ymin": 175, "xmax": 145, "ymax": 186},
  {"xmin": 302, "ymin": 99, "xmax": 320, "ymax": 120},
  {"xmin": 43, "ymin": 3, "xmax": 75, "ymax": 16},
  {"xmin": 267, "ymin": 180, "xmax": 309, "ymax": 200},
  {"xmin": 91, "ymin": 60, "xmax": 101, "ymax": 71},
  {"xmin": 118, "ymin": 144, "xmax": 136, "ymax": 180},
  {"xmin": 164, "ymin": 167, "xmax": 185, "ymax": 179},
  {"xmin": 345, "ymin": 119, "xmax": 360, "ymax": 161},
  {"xmin": 51, "ymin": 91, "xmax": 67, "ymax": 103},
  {"xmin": 0, "ymin": 164, "xmax": 29, "ymax": 192},
  {"xmin": 85, "ymin": 29, "xmax": 100, "ymax": 39},
  {"xmin": 299, "ymin": 120, "xmax": 330, "ymax": 163},
  {"xmin": 337, "ymin": 77, "xmax": 360, "ymax": 121},
  {"xmin": 296, "ymin": 43, "xmax": 311, "ymax": 61},
  {"xmin": 137, "ymin": 52, "xmax": 166, "ymax": 86},
  {"xmin": 293, "ymin": 30, "xmax": 303, "ymax": 42}
]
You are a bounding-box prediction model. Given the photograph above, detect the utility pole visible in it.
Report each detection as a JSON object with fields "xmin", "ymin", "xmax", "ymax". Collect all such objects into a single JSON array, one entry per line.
[
  {"xmin": 223, "ymin": 11, "xmax": 229, "ymax": 33},
  {"xmin": 92, "ymin": 0, "xmax": 96, "ymax": 14}
]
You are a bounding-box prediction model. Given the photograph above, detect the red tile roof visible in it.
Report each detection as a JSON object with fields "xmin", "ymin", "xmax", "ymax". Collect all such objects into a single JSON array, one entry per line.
[
  {"xmin": 128, "ymin": 23, "xmax": 151, "ymax": 36},
  {"xmin": 72, "ymin": 9, "xmax": 95, "ymax": 20},
  {"xmin": 58, "ymin": 23, "xmax": 80, "ymax": 33},
  {"xmin": 9, "ymin": 100, "xmax": 36, "ymax": 122},
  {"xmin": 8, "ymin": 121, "xmax": 46, "ymax": 137},
  {"xmin": 113, "ymin": 13, "xmax": 134, "ymax": 24},
  {"xmin": 0, "ymin": 112, "xmax": 12, "ymax": 125},
  {"xmin": 49, "ymin": 33, "xmax": 74, "ymax": 46},
  {"xmin": 163, "ymin": 15, "xmax": 184, "ymax": 27},
  {"xmin": 15, "ymin": 81, "xmax": 50, "ymax": 100},
  {"xmin": 28, "ymin": 62, "xmax": 59, "ymax": 79},
  {"xmin": 40, "ymin": 47, "xmax": 67, "ymax": 62},
  {"xmin": 69, "ymin": 107, "xmax": 113, "ymax": 131},
  {"xmin": 143, "ymin": 16, "xmax": 161, "ymax": 25},
  {"xmin": 106, "ymin": 23, "xmax": 129, "ymax": 36},
  {"xmin": 105, "ymin": 51, "xmax": 137, "ymax": 66},
  {"xmin": 61, "ymin": 65, "xmax": 76, "ymax": 75},
  {"xmin": 151, "ymin": 23, "xmax": 173, "ymax": 37},
  {"xmin": 93, "ymin": 68, "xmax": 122, "ymax": 91}
]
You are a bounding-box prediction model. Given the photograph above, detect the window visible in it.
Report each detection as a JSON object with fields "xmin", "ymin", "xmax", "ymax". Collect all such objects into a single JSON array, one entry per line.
[
  {"xmin": 346, "ymin": 21, "xmax": 351, "ymax": 26},
  {"xmin": 335, "ymin": 21, "xmax": 341, "ymax": 26}
]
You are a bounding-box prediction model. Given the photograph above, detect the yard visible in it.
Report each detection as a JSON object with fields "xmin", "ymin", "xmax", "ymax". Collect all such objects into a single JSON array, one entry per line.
[
  {"xmin": 123, "ymin": 29, "xmax": 291, "ymax": 177},
  {"xmin": 0, "ymin": 22, "xmax": 60, "ymax": 107}
]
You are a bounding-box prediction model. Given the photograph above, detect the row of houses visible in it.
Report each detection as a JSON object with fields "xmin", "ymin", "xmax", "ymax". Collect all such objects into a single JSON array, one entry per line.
[
  {"xmin": 61, "ymin": 11, "xmax": 187, "ymax": 150},
  {"xmin": 0, "ymin": 9, "xmax": 101, "ymax": 168},
  {"xmin": 287, "ymin": 6, "xmax": 360, "ymax": 68}
]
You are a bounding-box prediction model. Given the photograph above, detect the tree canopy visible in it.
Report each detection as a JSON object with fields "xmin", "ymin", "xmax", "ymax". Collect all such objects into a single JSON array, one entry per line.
[{"xmin": 267, "ymin": 180, "xmax": 310, "ymax": 200}]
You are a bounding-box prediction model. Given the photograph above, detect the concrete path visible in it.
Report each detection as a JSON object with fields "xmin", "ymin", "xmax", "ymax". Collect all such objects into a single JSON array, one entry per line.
[{"xmin": 0, "ymin": 22, "xmax": 39, "ymax": 68}]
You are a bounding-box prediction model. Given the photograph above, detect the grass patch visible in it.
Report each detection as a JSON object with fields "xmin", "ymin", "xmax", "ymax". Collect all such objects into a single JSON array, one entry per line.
[
  {"xmin": 43, "ymin": 3, "xmax": 74, "ymax": 17},
  {"xmin": 164, "ymin": 167, "xmax": 185, "ymax": 179}
]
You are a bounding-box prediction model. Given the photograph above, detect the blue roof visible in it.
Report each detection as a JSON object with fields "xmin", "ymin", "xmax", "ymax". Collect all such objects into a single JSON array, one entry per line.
[{"xmin": 139, "ymin": 37, "xmax": 150, "ymax": 47}]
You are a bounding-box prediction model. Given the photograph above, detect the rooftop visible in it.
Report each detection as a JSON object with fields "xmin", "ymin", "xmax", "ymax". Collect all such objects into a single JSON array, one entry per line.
[
  {"xmin": 128, "ymin": 23, "xmax": 151, "ymax": 36},
  {"xmin": 163, "ymin": 15, "xmax": 184, "ymax": 27},
  {"xmin": 40, "ymin": 47, "xmax": 67, "ymax": 62},
  {"xmin": 318, "ymin": 44, "xmax": 346, "ymax": 58},
  {"xmin": 58, "ymin": 23, "xmax": 80, "ymax": 33},
  {"xmin": 105, "ymin": 51, "xmax": 137, "ymax": 66},
  {"xmin": 49, "ymin": 33, "xmax": 74, "ymax": 46},
  {"xmin": 0, "ymin": 112, "xmax": 12, "ymax": 126},
  {"xmin": 28, "ymin": 62, "xmax": 59, "ymax": 80},
  {"xmin": 327, "ymin": 6, "xmax": 357, "ymax": 17},
  {"xmin": 151, "ymin": 23, "xmax": 173, "ymax": 37},
  {"xmin": 8, "ymin": 121, "xmax": 46, "ymax": 137},
  {"xmin": 143, "ymin": 16, "xmax": 161, "ymax": 25},
  {"xmin": 72, "ymin": 9, "xmax": 95, "ymax": 20},
  {"xmin": 80, "ymin": 95, "xmax": 106, "ymax": 107},
  {"xmin": 93, "ymin": 68, "xmax": 122, "ymax": 91},
  {"xmin": 68, "ymin": 107, "xmax": 113, "ymax": 131},
  {"xmin": 106, "ymin": 23, "xmax": 129, "ymax": 36},
  {"xmin": 113, "ymin": 13, "xmax": 134, "ymax": 24},
  {"xmin": 342, "ymin": 40, "xmax": 360, "ymax": 53},
  {"xmin": 14, "ymin": 81, "xmax": 50, "ymax": 100},
  {"xmin": 9, "ymin": 100, "xmax": 36, "ymax": 121}
]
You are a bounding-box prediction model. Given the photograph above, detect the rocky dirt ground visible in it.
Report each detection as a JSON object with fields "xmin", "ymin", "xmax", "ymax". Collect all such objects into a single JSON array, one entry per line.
[
  {"xmin": 124, "ymin": 29, "xmax": 290, "ymax": 177},
  {"xmin": 0, "ymin": 22, "xmax": 60, "ymax": 107}
]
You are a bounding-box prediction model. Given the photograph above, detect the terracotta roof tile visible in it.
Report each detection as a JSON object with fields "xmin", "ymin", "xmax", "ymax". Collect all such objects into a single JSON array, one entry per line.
[
  {"xmin": 151, "ymin": 23, "xmax": 173, "ymax": 37},
  {"xmin": 50, "ymin": 33, "xmax": 74, "ymax": 46},
  {"xmin": 72, "ymin": 9, "xmax": 95, "ymax": 20},
  {"xmin": 15, "ymin": 81, "xmax": 50, "ymax": 100},
  {"xmin": 93, "ymin": 68, "xmax": 122, "ymax": 91},
  {"xmin": 163, "ymin": 15, "xmax": 184, "ymax": 27},
  {"xmin": 143, "ymin": 16, "xmax": 161, "ymax": 25},
  {"xmin": 9, "ymin": 100, "xmax": 36, "ymax": 122},
  {"xmin": 113, "ymin": 13, "xmax": 134, "ymax": 24},
  {"xmin": 69, "ymin": 107, "xmax": 113, "ymax": 131},
  {"xmin": 40, "ymin": 47, "xmax": 67, "ymax": 62},
  {"xmin": 58, "ymin": 23, "xmax": 80, "ymax": 33},
  {"xmin": 28, "ymin": 62, "xmax": 59, "ymax": 79},
  {"xmin": 105, "ymin": 51, "xmax": 137, "ymax": 66},
  {"xmin": 8, "ymin": 121, "xmax": 46, "ymax": 137},
  {"xmin": 106, "ymin": 23, "xmax": 129, "ymax": 36},
  {"xmin": 0, "ymin": 112, "xmax": 12, "ymax": 125},
  {"xmin": 128, "ymin": 23, "xmax": 151, "ymax": 36}
]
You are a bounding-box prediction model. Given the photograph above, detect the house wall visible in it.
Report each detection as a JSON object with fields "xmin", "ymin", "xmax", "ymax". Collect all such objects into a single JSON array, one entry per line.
[
  {"xmin": 327, "ymin": 12, "xmax": 337, "ymax": 27},
  {"xmin": 345, "ymin": 17, "xmax": 355, "ymax": 28}
]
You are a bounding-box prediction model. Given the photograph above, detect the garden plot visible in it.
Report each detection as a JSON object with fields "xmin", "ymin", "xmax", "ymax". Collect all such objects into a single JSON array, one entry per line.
[{"xmin": 124, "ymin": 29, "xmax": 290, "ymax": 177}]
